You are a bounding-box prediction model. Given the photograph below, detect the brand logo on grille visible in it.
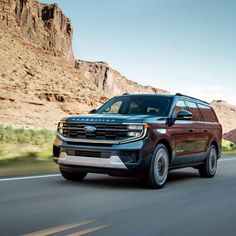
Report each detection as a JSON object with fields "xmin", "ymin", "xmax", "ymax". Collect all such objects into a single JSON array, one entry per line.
[{"xmin": 84, "ymin": 125, "xmax": 96, "ymax": 133}]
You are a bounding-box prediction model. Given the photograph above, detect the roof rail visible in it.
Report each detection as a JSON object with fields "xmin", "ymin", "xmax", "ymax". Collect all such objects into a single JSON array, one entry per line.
[
  {"xmin": 122, "ymin": 93, "xmax": 129, "ymax": 95},
  {"xmin": 175, "ymin": 93, "xmax": 209, "ymax": 104}
]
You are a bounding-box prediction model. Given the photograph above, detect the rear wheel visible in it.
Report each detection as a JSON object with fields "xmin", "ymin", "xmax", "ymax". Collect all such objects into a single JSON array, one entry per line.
[
  {"xmin": 146, "ymin": 144, "xmax": 169, "ymax": 189},
  {"xmin": 198, "ymin": 145, "xmax": 218, "ymax": 178},
  {"xmin": 60, "ymin": 168, "xmax": 87, "ymax": 181}
]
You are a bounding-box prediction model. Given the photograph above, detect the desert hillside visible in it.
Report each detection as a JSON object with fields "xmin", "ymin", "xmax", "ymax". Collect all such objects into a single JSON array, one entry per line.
[
  {"xmin": 0, "ymin": 0, "xmax": 74, "ymax": 64},
  {"xmin": 211, "ymin": 100, "xmax": 236, "ymax": 141},
  {"xmin": 75, "ymin": 60, "xmax": 168, "ymax": 97},
  {"xmin": 0, "ymin": 0, "xmax": 167, "ymax": 129},
  {"xmin": 223, "ymin": 129, "xmax": 236, "ymax": 143},
  {"xmin": 0, "ymin": 0, "xmax": 107, "ymax": 129},
  {"xmin": 0, "ymin": 27, "xmax": 107, "ymax": 129},
  {"xmin": 0, "ymin": 0, "xmax": 236, "ymax": 141}
]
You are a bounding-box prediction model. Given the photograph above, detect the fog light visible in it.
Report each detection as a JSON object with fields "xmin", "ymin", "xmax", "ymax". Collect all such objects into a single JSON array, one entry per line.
[
  {"xmin": 120, "ymin": 151, "xmax": 139, "ymax": 163},
  {"xmin": 127, "ymin": 131, "xmax": 142, "ymax": 137}
]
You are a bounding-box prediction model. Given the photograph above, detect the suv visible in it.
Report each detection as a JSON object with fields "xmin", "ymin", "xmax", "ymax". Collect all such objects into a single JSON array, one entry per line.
[{"xmin": 53, "ymin": 93, "xmax": 222, "ymax": 188}]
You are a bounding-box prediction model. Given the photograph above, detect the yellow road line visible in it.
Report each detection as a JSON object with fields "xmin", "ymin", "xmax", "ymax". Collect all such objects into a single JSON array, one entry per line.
[
  {"xmin": 66, "ymin": 224, "xmax": 109, "ymax": 236},
  {"xmin": 23, "ymin": 219, "xmax": 96, "ymax": 236}
]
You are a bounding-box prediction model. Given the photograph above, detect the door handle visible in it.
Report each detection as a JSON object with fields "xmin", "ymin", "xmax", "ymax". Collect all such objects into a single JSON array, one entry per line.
[
  {"xmin": 188, "ymin": 129, "xmax": 194, "ymax": 133},
  {"xmin": 204, "ymin": 129, "xmax": 208, "ymax": 133}
]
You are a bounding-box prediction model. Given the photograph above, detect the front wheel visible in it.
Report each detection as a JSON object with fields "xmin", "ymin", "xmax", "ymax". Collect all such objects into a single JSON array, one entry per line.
[
  {"xmin": 60, "ymin": 167, "xmax": 87, "ymax": 181},
  {"xmin": 198, "ymin": 145, "xmax": 218, "ymax": 178},
  {"xmin": 146, "ymin": 144, "xmax": 169, "ymax": 189}
]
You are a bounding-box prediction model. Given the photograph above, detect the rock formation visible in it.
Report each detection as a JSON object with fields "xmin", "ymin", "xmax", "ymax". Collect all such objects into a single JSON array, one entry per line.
[
  {"xmin": 0, "ymin": 0, "xmax": 74, "ymax": 64},
  {"xmin": 75, "ymin": 60, "xmax": 169, "ymax": 97},
  {"xmin": 223, "ymin": 129, "xmax": 236, "ymax": 142},
  {"xmin": 211, "ymin": 100, "xmax": 236, "ymax": 134}
]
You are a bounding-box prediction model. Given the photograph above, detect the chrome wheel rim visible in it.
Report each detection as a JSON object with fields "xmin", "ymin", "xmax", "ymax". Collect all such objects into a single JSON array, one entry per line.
[
  {"xmin": 209, "ymin": 148, "xmax": 217, "ymax": 175},
  {"xmin": 154, "ymin": 148, "xmax": 169, "ymax": 185}
]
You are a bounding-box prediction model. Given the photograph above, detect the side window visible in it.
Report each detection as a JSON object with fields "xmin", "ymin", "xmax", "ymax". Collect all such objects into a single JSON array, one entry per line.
[
  {"xmin": 173, "ymin": 100, "xmax": 186, "ymax": 116},
  {"xmin": 198, "ymin": 104, "xmax": 218, "ymax": 122},
  {"xmin": 186, "ymin": 101, "xmax": 202, "ymax": 121}
]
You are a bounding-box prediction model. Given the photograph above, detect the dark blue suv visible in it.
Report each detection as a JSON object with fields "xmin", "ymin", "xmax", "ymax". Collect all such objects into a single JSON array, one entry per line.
[{"xmin": 53, "ymin": 93, "xmax": 222, "ymax": 188}]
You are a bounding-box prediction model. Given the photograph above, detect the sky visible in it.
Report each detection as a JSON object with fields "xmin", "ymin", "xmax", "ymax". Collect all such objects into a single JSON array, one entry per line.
[{"xmin": 42, "ymin": 0, "xmax": 236, "ymax": 105}]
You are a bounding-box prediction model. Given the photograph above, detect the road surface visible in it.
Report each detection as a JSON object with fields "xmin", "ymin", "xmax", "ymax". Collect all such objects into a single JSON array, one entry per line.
[{"xmin": 0, "ymin": 156, "xmax": 236, "ymax": 236}]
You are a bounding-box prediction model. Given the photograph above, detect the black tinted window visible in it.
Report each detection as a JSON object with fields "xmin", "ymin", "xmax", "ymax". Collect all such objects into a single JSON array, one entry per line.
[
  {"xmin": 186, "ymin": 101, "xmax": 202, "ymax": 121},
  {"xmin": 97, "ymin": 95, "xmax": 173, "ymax": 116},
  {"xmin": 198, "ymin": 104, "xmax": 218, "ymax": 122}
]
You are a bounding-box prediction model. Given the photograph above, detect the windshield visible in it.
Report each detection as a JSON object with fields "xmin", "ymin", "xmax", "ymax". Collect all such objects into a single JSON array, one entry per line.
[{"xmin": 96, "ymin": 95, "xmax": 173, "ymax": 116}]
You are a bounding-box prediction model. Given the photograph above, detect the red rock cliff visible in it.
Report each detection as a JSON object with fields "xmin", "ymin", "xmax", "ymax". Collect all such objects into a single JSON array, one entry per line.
[
  {"xmin": 0, "ymin": 0, "xmax": 74, "ymax": 64},
  {"xmin": 75, "ymin": 60, "xmax": 169, "ymax": 97}
]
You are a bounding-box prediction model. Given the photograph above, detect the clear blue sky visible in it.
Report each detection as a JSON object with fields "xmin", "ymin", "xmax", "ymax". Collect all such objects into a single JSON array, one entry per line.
[{"xmin": 41, "ymin": 0, "xmax": 236, "ymax": 105}]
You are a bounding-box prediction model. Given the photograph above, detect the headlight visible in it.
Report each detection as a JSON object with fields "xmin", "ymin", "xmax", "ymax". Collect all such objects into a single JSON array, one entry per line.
[{"xmin": 127, "ymin": 124, "xmax": 144, "ymax": 130}]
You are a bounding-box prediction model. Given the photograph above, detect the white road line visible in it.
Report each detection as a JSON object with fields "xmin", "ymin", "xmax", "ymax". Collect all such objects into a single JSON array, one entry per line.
[
  {"xmin": 0, "ymin": 174, "xmax": 61, "ymax": 182},
  {"xmin": 219, "ymin": 158, "xmax": 236, "ymax": 162}
]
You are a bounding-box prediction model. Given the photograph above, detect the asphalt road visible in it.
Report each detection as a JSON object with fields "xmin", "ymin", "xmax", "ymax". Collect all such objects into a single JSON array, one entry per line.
[{"xmin": 1, "ymin": 156, "xmax": 236, "ymax": 236}]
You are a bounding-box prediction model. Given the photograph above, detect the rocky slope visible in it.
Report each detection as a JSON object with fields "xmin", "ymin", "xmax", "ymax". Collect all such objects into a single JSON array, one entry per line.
[
  {"xmin": 223, "ymin": 129, "xmax": 236, "ymax": 143},
  {"xmin": 75, "ymin": 60, "xmax": 168, "ymax": 97},
  {"xmin": 0, "ymin": 27, "xmax": 108, "ymax": 129},
  {"xmin": 0, "ymin": 0, "xmax": 106, "ymax": 129},
  {"xmin": 0, "ymin": 0, "xmax": 168, "ymax": 129},
  {"xmin": 211, "ymin": 100, "xmax": 236, "ymax": 141},
  {"xmin": 0, "ymin": 0, "xmax": 74, "ymax": 64}
]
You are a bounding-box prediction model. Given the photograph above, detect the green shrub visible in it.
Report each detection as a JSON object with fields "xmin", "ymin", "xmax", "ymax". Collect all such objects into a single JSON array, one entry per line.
[
  {"xmin": 0, "ymin": 125, "xmax": 55, "ymax": 161},
  {"xmin": 0, "ymin": 125, "xmax": 55, "ymax": 145},
  {"xmin": 222, "ymin": 139, "xmax": 236, "ymax": 152}
]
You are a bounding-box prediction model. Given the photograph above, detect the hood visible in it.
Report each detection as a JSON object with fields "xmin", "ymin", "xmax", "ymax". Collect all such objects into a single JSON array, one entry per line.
[{"xmin": 65, "ymin": 114, "xmax": 166, "ymax": 124}]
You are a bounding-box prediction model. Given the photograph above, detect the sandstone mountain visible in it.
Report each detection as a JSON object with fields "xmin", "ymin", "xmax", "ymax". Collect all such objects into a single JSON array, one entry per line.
[
  {"xmin": 0, "ymin": 0, "xmax": 74, "ymax": 64},
  {"xmin": 223, "ymin": 129, "xmax": 236, "ymax": 143},
  {"xmin": 0, "ymin": 26, "xmax": 108, "ymax": 129},
  {"xmin": 0, "ymin": 0, "xmax": 168, "ymax": 129},
  {"xmin": 75, "ymin": 60, "xmax": 168, "ymax": 97},
  {"xmin": 211, "ymin": 100, "xmax": 236, "ymax": 141},
  {"xmin": 0, "ymin": 0, "xmax": 236, "ymax": 141}
]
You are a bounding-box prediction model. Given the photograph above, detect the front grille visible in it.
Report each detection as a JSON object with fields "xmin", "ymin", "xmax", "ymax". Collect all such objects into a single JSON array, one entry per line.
[{"xmin": 62, "ymin": 123, "xmax": 129, "ymax": 141}]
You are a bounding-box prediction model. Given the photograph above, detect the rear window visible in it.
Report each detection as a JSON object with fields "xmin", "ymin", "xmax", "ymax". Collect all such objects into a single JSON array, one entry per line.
[
  {"xmin": 186, "ymin": 101, "xmax": 202, "ymax": 121},
  {"xmin": 197, "ymin": 104, "xmax": 218, "ymax": 122}
]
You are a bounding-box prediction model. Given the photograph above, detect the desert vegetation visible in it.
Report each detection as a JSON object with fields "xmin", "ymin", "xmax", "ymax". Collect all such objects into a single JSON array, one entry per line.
[{"xmin": 0, "ymin": 125, "xmax": 57, "ymax": 176}]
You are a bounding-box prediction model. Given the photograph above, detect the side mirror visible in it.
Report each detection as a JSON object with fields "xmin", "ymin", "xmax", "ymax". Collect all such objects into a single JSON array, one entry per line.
[
  {"xmin": 176, "ymin": 110, "xmax": 192, "ymax": 120},
  {"xmin": 89, "ymin": 109, "xmax": 97, "ymax": 114}
]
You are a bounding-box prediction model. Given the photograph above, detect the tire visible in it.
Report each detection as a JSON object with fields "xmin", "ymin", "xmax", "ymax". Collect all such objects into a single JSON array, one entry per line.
[
  {"xmin": 146, "ymin": 144, "xmax": 169, "ymax": 189},
  {"xmin": 60, "ymin": 168, "xmax": 87, "ymax": 181},
  {"xmin": 198, "ymin": 145, "xmax": 218, "ymax": 178}
]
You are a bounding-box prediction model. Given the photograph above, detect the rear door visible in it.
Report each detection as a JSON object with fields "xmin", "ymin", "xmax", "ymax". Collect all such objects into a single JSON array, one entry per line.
[
  {"xmin": 197, "ymin": 103, "xmax": 222, "ymax": 155},
  {"xmin": 185, "ymin": 100, "xmax": 208, "ymax": 161}
]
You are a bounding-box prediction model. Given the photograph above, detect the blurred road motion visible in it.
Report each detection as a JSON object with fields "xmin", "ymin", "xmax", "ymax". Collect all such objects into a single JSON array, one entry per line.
[{"xmin": 0, "ymin": 157, "xmax": 236, "ymax": 236}]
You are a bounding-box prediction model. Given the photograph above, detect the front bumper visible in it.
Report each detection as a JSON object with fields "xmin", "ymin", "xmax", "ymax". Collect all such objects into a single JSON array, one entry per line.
[
  {"xmin": 58, "ymin": 152, "xmax": 127, "ymax": 169},
  {"xmin": 53, "ymin": 134, "xmax": 153, "ymax": 173}
]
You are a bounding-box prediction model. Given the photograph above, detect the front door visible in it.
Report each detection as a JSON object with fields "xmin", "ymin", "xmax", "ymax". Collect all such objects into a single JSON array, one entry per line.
[{"xmin": 168, "ymin": 99, "xmax": 200, "ymax": 165}]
